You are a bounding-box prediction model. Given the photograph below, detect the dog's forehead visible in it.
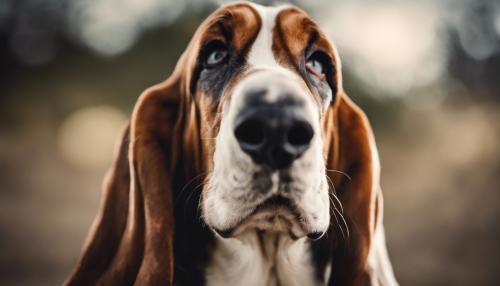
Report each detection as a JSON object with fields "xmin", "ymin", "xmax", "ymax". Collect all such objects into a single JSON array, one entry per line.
[
  {"xmin": 245, "ymin": 3, "xmax": 288, "ymax": 68},
  {"xmin": 187, "ymin": 2, "xmax": 342, "ymax": 104},
  {"xmin": 230, "ymin": 2, "xmax": 339, "ymax": 85},
  {"xmin": 201, "ymin": 2, "xmax": 334, "ymax": 64}
]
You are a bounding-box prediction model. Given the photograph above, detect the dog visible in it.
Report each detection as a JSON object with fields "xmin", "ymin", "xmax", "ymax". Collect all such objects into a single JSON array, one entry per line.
[{"xmin": 65, "ymin": 2, "xmax": 398, "ymax": 285}]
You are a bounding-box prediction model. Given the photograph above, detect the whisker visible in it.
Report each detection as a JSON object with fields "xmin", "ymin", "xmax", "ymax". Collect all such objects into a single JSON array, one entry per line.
[
  {"xmin": 185, "ymin": 173, "xmax": 212, "ymax": 210},
  {"xmin": 325, "ymin": 178, "xmax": 343, "ymax": 239},
  {"xmin": 325, "ymin": 176, "xmax": 349, "ymax": 240},
  {"xmin": 333, "ymin": 207, "xmax": 350, "ymax": 240},
  {"xmin": 328, "ymin": 194, "xmax": 345, "ymax": 240},
  {"xmin": 197, "ymin": 176, "xmax": 212, "ymax": 225},
  {"xmin": 326, "ymin": 168, "xmax": 351, "ymax": 181},
  {"xmin": 174, "ymin": 171, "xmax": 208, "ymax": 208},
  {"xmin": 183, "ymin": 179, "xmax": 206, "ymax": 219},
  {"xmin": 326, "ymin": 176, "xmax": 343, "ymax": 213}
]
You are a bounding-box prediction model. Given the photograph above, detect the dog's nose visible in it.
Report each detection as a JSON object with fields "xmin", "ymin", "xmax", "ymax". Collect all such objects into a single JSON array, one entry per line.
[{"xmin": 234, "ymin": 100, "xmax": 314, "ymax": 170}]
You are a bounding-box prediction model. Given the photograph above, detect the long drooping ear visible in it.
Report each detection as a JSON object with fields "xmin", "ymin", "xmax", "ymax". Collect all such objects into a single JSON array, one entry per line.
[
  {"xmin": 322, "ymin": 92, "xmax": 381, "ymax": 285},
  {"xmin": 64, "ymin": 124, "xmax": 131, "ymax": 285},
  {"xmin": 65, "ymin": 51, "xmax": 192, "ymax": 285}
]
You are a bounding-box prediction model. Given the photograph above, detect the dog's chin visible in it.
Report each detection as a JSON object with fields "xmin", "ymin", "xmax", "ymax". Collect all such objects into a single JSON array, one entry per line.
[{"xmin": 211, "ymin": 196, "xmax": 325, "ymax": 241}]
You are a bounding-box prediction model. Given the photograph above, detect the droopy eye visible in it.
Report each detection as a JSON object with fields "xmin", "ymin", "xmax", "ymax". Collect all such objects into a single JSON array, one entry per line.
[
  {"xmin": 204, "ymin": 41, "xmax": 228, "ymax": 67},
  {"xmin": 306, "ymin": 51, "xmax": 330, "ymax": 80}
]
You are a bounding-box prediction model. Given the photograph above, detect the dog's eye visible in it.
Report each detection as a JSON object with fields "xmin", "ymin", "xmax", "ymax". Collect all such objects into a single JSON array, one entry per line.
[
  {"xmin": 204, "ymin": 41, "xmax": 228, "ymax": 67},
  {"xmin": 306, "ymin": 51, "xmax": 329, "ymax": 80},
  {"xmin": 206, "ymin": 49, "xmax": 227, "ymax": 65}
]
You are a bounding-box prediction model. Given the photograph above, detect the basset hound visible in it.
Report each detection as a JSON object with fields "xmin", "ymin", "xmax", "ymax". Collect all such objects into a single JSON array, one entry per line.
[{"xmin": 65, "ymin": 2, "xmax": 398, "ymax": 285}]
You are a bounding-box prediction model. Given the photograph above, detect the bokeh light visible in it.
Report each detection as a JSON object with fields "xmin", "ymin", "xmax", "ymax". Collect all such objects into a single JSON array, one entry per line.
[
  {"xmin": 57, "ymin": 106, "xmax": 127, "ymax": 169},
  {"xmin": 68, "ymin": 0, "xmax": 186, "ymax": 56},
  {"xmin": 320, "ymin": 1, "xmax": 444, "ymax": 95}
]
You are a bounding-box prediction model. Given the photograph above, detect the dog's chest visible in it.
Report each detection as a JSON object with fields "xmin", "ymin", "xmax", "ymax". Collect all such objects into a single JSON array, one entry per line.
[{"xmin": 205, "ymin": 232, "xmax": 320, "ymax": 286}]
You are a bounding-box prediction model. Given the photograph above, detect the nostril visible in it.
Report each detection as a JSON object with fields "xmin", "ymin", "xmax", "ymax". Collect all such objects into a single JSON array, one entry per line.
[
  {"xmin": 234, "ymin": 119, "xmax": 266, "ymax": 146},
  {"xmin": 287, "ymin": 121, "xmax": 314, "ymax": 147}
]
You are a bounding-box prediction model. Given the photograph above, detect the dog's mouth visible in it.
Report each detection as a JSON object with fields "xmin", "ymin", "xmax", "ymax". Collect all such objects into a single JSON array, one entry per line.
[{"xmin": 213, "ymin": 195, "xmax": 319, "ymax": 240}]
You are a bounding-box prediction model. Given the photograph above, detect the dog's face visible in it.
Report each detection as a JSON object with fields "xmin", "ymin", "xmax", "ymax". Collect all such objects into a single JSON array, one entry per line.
[{"xmin": 185, "ymin": 2, "xmax": 341, "ymax": 240}]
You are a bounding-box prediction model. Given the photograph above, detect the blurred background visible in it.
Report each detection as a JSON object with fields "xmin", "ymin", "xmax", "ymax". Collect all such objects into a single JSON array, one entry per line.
[{"xmin": 0, "ymin": 0, "xmax": 499, "ymax": 285}]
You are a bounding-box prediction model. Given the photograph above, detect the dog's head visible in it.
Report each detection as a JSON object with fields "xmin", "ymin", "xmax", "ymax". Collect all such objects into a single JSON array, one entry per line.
[
  {"xmin": 171, "ymin": 2, "xmax": 343, "ymax": 240},
  {"xmin": 67, "ymin": 3, "xmax": 390, "ymax": 285}
]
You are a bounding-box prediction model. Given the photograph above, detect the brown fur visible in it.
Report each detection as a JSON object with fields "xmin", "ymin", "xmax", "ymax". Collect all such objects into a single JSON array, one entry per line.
[
  {"xmin": 272, "ymin": 7, "xmax": 339, "ymax": 88},
  {"xmin": 323, "ymin": 95, "xmax": 378, "ymax": 285}
]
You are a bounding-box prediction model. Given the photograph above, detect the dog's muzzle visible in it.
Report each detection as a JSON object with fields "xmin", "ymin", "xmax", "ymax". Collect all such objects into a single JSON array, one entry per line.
[{"xmin": 203, "ymin": 69, "xmax": 329, "ymax": 240}]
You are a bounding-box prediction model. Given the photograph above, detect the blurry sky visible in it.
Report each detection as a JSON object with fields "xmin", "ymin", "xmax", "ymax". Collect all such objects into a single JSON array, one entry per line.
[{"xmin": 1, "ymin": 0, "xmax": 500, "ymax": 285}]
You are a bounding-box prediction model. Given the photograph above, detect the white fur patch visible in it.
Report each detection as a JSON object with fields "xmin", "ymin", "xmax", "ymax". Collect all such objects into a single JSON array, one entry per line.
[
  {"xmin": 206, "ymin": 233, "xmax": 320, "ymax": 286},
  {"xmin": 246, "ymin": 3, "xmax": 287, "ymax": 68}
]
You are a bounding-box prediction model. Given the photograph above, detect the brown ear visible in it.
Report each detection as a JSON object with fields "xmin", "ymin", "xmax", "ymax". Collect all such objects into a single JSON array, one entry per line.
[
  {"xmin": 323, "ymin": 93, "xmax": 379, "ymax": 285},
  {"xmin": 64, "ymin": 124, "xmax": 131, "ymax": 285},
  {"xmin": 65, "ymin": 60, "xmax": 188, "ymax": 285}
]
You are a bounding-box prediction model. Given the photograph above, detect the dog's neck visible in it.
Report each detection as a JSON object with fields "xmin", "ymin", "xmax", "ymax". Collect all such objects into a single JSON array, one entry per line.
[{"xmin": 205, "ymin": 231, "xmax": 324, "ymax": 286}]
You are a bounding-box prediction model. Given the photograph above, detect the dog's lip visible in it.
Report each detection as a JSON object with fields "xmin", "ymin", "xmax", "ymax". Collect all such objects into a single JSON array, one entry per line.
[
  {"xmin": 212, "ymin": 195, "xmax": 307, "ymax": 238},
  {"xmin": 212, "ymin": 227, "xmax": 234, "ymax": 238},
  {"xmin": 255, "ymin": 195, "xmax": 295, "ymax": 210}
]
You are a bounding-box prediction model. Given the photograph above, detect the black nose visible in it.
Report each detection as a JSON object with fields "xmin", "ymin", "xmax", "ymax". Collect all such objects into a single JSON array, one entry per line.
[{"xmin": 234, "ymin": 104, "xmax": 314, "ymax": 170}]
